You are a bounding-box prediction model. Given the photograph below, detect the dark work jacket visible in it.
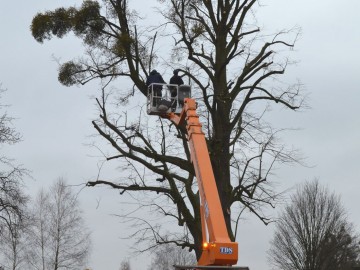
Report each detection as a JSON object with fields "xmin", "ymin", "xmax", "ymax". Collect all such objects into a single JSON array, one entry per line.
[
  {"xmin": 146, "ymin": 71, "xmax": 165, "ymax": 87},
  {"xmin": 169, "ymin": 74, "xmax": 184, "ymax": 86}
]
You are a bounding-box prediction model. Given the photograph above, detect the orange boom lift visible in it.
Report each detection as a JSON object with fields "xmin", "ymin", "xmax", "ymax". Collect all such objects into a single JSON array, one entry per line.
[{"xmin": 147, "ymin": 84, "xmax": 249, "ymax": 270}]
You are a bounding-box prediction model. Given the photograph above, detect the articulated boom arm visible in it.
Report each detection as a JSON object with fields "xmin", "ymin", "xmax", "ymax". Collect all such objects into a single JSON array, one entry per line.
[{"xmin": 165, "ymin": 98, "xmax": 238, "ymax": 266}]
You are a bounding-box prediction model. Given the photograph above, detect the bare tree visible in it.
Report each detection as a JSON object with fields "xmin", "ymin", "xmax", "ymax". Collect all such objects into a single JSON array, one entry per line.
[
  {"xmin": 25, "ymin": 178, "xmax": 91, "ymax": 270},
  {"xmin": 147, "ymin": 244, "xmax": 196, "ymax": 270},
  {"xmin": 25, "ymin": 189, "xmax": 50, "ymax": 270},
  {"xmin": 0, "ymin": 176, "xmax": 28, "ymax": 270},
  {"xmin": 268, "ymin": 180, "xmax": 360, "ymax": 270},
  {"xmin": 0, "ymin": 87, "xmax": 28, "ymax": 270},
  {"xmin": 31, "ymin": 0, "xmax": 305, "ymax": 258},
  {"xmin": 0, "ymin": 216, "xmax": 28, "ymax": 270}
]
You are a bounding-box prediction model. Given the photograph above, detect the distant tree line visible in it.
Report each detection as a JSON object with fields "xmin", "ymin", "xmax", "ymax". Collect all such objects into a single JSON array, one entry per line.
[
  {"xmin": 0, "ymin": 88, "xmax": 91, "ymax": 270},
  {"xmin": 0, "ymin": 178, "xmax": 91, "ymax": 270}
]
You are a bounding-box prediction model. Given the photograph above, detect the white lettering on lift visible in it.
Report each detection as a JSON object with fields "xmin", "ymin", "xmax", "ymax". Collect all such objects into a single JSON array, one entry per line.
[{"xmin": 220, "ymin": 247, "xmax": 233, "ymax": 254}]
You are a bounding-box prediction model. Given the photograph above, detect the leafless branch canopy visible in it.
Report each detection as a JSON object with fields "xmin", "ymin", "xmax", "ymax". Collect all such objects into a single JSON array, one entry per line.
[{"xmin": 31, "ymin": 0, "xmax": 306, "ymax": 257}]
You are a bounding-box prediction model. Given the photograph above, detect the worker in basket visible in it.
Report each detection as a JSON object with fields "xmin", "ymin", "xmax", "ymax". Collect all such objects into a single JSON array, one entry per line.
[
  {"xmin": 146, "ymin": 69, "xmax": 166, "ymax": 107},
  {"xmin": 169, "ymin": 69, "xmax": 184, "ymax": 111}
]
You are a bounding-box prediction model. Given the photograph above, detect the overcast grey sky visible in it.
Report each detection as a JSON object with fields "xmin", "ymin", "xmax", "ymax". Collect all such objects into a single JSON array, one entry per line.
[{"xmin": 1, "ymin": 1, "xmax": 359, "ymax": 270}]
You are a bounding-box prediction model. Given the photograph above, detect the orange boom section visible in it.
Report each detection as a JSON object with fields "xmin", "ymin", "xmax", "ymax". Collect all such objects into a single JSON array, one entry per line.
[{"xmin": 166, "ymin": 98, "xmax": 238, "ymax": 267}]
